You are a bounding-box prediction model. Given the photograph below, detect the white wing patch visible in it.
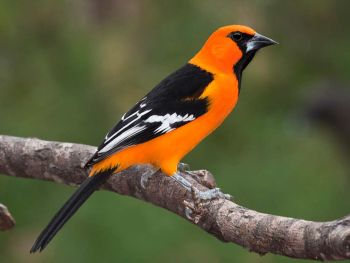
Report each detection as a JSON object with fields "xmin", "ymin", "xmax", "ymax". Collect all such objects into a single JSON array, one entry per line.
[
  {"xmin": 100, "ymin": 97, "xmax": 151, "ymax": 154},
  {"xmin": 99, "ymin": 125, "xmax": 147, "ymax": 153},
  {"xmin": 105, "ymin": 109, "xmax": 151, "ymax": 142},
  {"xmin": 145, "ymin": 113, "xmax": 195, "ymax": 133}
]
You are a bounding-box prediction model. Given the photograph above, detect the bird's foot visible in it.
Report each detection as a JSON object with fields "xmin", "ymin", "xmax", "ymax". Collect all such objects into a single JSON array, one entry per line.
[
  {"xmin": 172, "ymin": 173, "xmax": 230, "ymax": 201},
  {"xmin": 172, "ymin": 173, "xmax": 231, "ymax": 222},
  {"xmin": 183, "ymin": 187, "xmax": 231, "ymax": 223}
]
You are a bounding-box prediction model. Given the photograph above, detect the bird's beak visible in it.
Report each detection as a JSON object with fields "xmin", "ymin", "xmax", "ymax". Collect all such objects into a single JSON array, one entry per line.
[{"xmin": 246, "ymin": 32, "xmax": 278, "ymax": 52}]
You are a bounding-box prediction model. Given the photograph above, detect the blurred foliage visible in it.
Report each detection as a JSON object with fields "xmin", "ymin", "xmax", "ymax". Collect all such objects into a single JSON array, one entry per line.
[{"xmin": 1, "ymin": 0, "xmax": 350, "ymax": 262}]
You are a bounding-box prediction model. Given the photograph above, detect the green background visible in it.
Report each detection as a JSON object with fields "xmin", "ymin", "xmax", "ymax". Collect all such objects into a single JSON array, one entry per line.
[{"xmin": 1, "ymin": 0, "xmax": 349, "ymax": 262}]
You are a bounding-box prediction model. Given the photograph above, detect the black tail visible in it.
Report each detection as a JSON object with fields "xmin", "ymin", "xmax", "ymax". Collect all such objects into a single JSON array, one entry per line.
[{"xmin": 30, "ymin": 167, "xmax": 116, "ymax": 253}]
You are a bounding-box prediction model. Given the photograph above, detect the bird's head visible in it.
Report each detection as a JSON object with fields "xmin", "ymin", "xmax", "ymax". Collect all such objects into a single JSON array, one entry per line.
[{"xmin": 190, "ymin": 25, "xmax": 277, "ymax": 79}]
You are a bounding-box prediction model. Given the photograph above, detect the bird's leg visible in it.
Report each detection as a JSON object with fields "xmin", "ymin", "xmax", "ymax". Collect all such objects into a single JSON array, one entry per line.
[{"xmin": 172, "ymin": 173, "xmax": 231, "ymax": 201}]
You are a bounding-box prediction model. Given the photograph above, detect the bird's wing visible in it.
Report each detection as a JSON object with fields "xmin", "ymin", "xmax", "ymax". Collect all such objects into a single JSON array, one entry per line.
[{"xmin": 85, "ymin": 63, "xmax": 213, "ymax": 167}]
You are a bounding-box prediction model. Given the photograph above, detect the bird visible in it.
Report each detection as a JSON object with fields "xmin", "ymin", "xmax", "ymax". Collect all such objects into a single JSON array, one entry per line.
[{"xmin": 30, "ymin": 25, "xmax": 277, "ymax": 253}]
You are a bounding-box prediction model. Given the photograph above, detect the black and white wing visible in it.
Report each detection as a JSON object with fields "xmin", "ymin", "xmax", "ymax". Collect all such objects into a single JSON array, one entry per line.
[{"xmin": 85, "ymin": 63, "xmax": 214, "ymax": 167}]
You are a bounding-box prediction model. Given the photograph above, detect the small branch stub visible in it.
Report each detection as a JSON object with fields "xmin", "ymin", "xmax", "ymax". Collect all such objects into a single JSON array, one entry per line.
[{"xmin": 0, "ymin": 203, "xmax": 15, "ymax": 231}]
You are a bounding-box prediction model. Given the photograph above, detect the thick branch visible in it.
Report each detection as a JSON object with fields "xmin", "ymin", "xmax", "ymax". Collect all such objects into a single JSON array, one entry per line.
[{"xmin": 0, "ymin": 135, "xmax": 349, "ymax": 261}]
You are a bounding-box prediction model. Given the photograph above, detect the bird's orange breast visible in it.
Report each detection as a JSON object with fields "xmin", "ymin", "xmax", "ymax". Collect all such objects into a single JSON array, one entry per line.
[{"xmin": 90, "ymin": 72, "xmax": 239, "ymax": 176}]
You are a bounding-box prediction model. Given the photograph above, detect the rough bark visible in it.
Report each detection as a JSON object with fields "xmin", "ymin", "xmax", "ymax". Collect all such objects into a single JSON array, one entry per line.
[{"xmin": 0, "ymin": 135, "xmax": 349, "ymax": 261}]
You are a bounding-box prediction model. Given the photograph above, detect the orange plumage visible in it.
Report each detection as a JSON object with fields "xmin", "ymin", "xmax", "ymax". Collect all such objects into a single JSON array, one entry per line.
[{"xmin": 90, "ymin": 25, "xmax": 257, "ymax": 176}]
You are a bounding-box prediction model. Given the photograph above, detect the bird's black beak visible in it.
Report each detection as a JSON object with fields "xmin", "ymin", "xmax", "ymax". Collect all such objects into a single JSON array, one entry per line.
[{"xmin": 246, "ymin": 32, "xmax": 278, "ymax": 52}]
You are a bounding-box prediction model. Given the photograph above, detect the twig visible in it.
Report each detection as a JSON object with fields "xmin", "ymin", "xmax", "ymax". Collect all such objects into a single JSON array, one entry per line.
[
  {"xmin": 0, "ymin": 135, "xmax": 349, "ymax": 260},
  {"xmin": 0, "ymin": 203, "xmax": 15, "ymax": 231}
]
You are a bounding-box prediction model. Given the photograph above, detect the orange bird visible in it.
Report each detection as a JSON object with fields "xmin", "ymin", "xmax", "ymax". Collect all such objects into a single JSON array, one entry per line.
[{"xmin": 31, "ymin": 25, "xmax": 277, "ymax": 252}]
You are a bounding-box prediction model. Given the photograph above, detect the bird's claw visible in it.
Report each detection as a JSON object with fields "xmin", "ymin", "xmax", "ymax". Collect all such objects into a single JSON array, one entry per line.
[{"xmin": 172, "ymin": 172, "xmax": 231, "ymax": 222}]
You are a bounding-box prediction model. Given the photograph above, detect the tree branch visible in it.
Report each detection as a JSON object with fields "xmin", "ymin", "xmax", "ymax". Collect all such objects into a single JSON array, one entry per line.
[{"xmin": 0, "ymin": 135, "xmax": 349, "ymax": 261}]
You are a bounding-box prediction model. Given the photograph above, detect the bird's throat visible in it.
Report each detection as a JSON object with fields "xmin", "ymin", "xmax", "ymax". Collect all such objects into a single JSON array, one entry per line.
[{"xmin": 233, "ymin": 51, "xmax": 256, "ymax": 92}]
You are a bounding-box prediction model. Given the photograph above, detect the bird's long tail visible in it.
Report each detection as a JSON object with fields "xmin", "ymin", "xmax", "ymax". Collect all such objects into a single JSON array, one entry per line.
[{"xmin": 30, "ymin": 167, "xmax": 116, "ymax": 253}]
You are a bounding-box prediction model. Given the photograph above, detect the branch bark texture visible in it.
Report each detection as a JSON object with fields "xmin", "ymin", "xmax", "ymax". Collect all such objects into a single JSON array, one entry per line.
[{"xmin": 0, "ymin": 135, "xmax": 349, "ymax": 261}]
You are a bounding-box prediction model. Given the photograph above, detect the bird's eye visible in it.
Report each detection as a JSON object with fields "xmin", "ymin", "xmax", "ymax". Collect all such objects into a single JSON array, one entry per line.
[{"xmin": 231, "ymin": 32, "xmax": 243, "ymax": 41}]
